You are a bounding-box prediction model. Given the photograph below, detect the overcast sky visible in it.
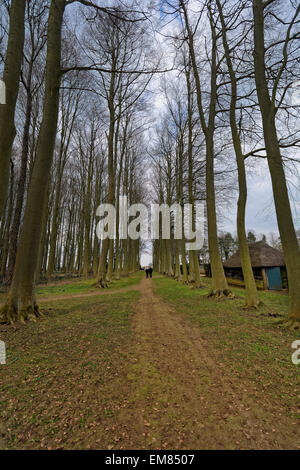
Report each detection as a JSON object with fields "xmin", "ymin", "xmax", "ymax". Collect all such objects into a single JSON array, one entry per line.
[
  {"xmin": 3, "ymin": 1, "xmax": 298, "ymax": 265},
  {"xmin": 149, "ymin": 1, "xmax": 300, "ymax": 245},
  {"xmin": 63, "ymin": 0, "xmax": 299, "ymax": 252}
]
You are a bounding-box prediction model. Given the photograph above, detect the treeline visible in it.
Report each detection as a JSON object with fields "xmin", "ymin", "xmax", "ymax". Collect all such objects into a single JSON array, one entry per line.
[
  {"xmin": 0, "ymin": 0, "xmax": 151, "ymax": 323},
  {"xmin": 151, "ymin": 0, "xmax": 300, "ymax": 327},
  {"xmin": 0, "ymin": 0, "xmax": 299, "ymax": 328}
]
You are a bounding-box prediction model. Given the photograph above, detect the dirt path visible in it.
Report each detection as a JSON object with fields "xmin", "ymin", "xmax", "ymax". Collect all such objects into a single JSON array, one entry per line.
[{"xmin": 106, "ymin": 277, "xmax": 299, "ymax": 450}]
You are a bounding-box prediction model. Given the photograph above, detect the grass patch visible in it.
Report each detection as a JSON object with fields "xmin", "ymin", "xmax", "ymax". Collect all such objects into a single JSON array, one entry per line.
[
  {"xmin": 152, "ymin": 276, "xmax": 300, "ymax": 416},
  {"xmin": 36, "ymin": 271, "xmax": 143, "ymax": 298},
  {"xmin": 0, "ymin": 288, "xmax": 139, "ymax": 449},
  {"xmin": 0, "ymin": 272, "xmax": 143, "ymax": 304}
]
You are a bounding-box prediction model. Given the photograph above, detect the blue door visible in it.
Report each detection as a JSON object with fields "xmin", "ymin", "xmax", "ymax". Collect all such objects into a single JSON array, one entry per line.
[{"xmin": 266, "ymin": 267, "xmax": 282, "ymax": 290}]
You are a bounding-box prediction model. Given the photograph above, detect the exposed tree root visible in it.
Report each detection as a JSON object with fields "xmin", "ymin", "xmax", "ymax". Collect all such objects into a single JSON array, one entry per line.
[
  {"xmin": 282, "ymin": 318, "xmax": 300, "ymax": 330},
  {"xmin": 93, "ymin": 279, "xmax": 109, "ymax": 289},
  {"xmin": 0, "ymin": 302, "xmax": 42, "ymax": 325},
  {"xmin": 207, "ymin": 288, "xmax": 235, "ymax": 299},
  {"xmin": 192, "ymin": 283, "xmax": 203, "ymax": 289},
  {"xmin": 243, "ymin": 300, "xmax": 263, "ymax": 310},
  {"xmin": 2, "ymin": 274, "xmax": 12, "ymax": 287},
  {"xmin": 262, "ymin": 310, "xmax": 284, "ymax": 318}
]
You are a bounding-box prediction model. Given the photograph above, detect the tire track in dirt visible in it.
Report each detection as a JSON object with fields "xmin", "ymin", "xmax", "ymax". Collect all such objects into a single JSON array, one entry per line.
[{"xmin": 108, "ymin": 277, "xmax": 299, "ymax": 450}]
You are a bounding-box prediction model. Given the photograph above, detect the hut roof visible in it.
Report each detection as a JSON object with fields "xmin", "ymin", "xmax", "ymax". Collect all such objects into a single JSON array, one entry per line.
[{"xmin": 223, "ymin": 241, "xmax": 285, "ymax": 268}]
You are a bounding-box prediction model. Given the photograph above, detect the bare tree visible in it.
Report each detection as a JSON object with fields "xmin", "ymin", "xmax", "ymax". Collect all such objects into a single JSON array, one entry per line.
[
  {"xmin": 253, "ymin": 0, "xmax": 300, "ymax": 327},
  {"xmin": 0, "ymin": 0, "xmax": 25, "ymax": 219}
]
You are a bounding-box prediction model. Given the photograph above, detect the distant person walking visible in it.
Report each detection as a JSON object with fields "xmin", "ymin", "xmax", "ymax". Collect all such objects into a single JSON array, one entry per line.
[{"xmin": 144, "ymin": 266, "xmax": 153, "ymax": 279}]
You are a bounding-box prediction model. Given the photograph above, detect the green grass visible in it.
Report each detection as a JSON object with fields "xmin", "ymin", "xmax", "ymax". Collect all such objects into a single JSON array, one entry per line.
[
  {"xmin": 36, "ymin": 271, "xmax": 143, "ymax": 297},
  {"xmin": 36, "ymin": 278, "xmax": 96, "ymax": 296},
  {"xmin": 152, "ymin": 275, "xmax": 300, "ymax": 413},
  {"xmin": 0, "ymin": 271, "xmax": 143, "ymax": 304}
]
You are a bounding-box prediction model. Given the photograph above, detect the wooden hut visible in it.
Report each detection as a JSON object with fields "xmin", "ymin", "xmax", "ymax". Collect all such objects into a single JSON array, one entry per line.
[{"xmin": 223, "ymin": 241, "xmax": 287, "ymax": 290}]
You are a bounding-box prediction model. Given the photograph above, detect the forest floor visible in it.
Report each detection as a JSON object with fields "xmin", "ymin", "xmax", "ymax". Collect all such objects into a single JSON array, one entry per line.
[{"xmin": 0, "ymin": 272, "xmax": 299, "ymax": 449}]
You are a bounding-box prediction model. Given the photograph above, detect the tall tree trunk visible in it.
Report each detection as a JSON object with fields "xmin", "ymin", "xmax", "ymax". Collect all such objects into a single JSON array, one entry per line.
[
  {"xmin": 186, "ymin": 64, "xmax": 201, "ymax": 288},
  {"xmin": 180, "ymin": 0, "xmax": 230, "ymax": 297},
  {"xmin": 178, "ymin": 137, "xmax": 188, "ymax": 284},
  {"xmin": 121, "ymin": 239, "xmax": 129, "ymax": 276},
  {"xmin": 115, "ymin": 117, "xmax": 128, "ymax": 279},
  {"xmin": 0, "ymin": 0, "xmax": 25, "ymax": 219},
  {"xmin": 35, "ymin": 189, "xmax": 50, "ymax": 281},
  {"xmin": 217, "ymin": 0, "xmax": 259, "ymax": 307},
  {"xmin": 205, "ymin": 138, "xmax": 229, "ymax": 296},
  {"xmin": 253, "ymin": 0, "xmax": 300, "ymax": 327},
  {"xmin": 83, "ymin": 129, "xmax": 95, "ymax": 278},
  {"xmin": 92, "ymin": 163, "xmax": 103, "ymax": 276},
  {"xmin": 98, "ymin": 69, "xmax": 116, "ymax": 286},
  {"xmin": 46, "ymin": 170, "xmax": 63, "ymax": 279},
  {"xmin": 0, "ymin": 0, "xmax": 66, "ymax": 323},
  {"xmin": 92, "ymin": 236, "xmax": 99, "ymax": 275},
  {"xmin": 0, "ymin": 161, "xmax": 14, "ymax": 278},
  {"xmin": 165, "ymin": 155, "xmax": 174, "ymax": 277},
  {"xmin": 6, "ymin": 77, "xmax": 33, "ymax": 283},
  {"xmin": 75, "ymin": 196, "xmax": 85, "ymax": 275},
  {"xmin": 96, "ymin": 238, "xmax": 109, "ymax": 287},
  {"xmin": 173, "ymin": 150, "xmax": 181, "ymax": 280}
]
